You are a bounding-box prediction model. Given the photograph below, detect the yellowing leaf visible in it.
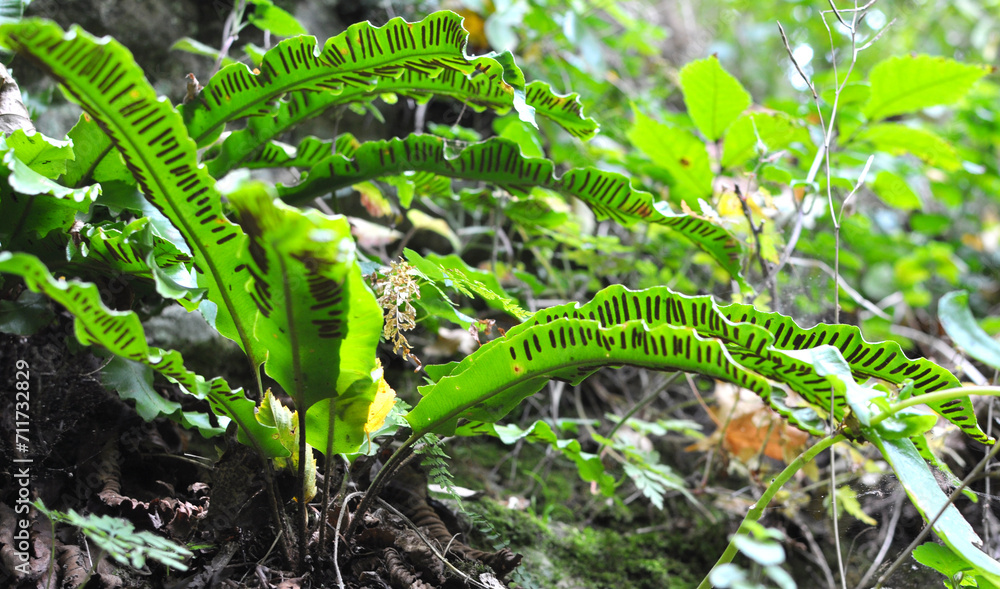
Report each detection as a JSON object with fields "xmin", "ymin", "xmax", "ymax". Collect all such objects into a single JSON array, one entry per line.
[
  {"xmin": 834, "ymin": 485, "xmax": 877, "ymax": 526},
  {"xmin": 354, "ymin": 181, "xmax": 393, "ymax": 217},
  {"xmin": 257, "ymin": 389, "xmax": 317, "ymax": 501},
  {"xmin": 364, "ymin": 362, "xmax": 397, "ymax": 440}
]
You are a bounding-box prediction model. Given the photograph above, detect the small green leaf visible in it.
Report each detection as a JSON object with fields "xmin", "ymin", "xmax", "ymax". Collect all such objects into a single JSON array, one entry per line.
[
  {"xmin": 872, "ymin": 170, "xmax": 922, "ymax": 210},
  {"xmin": 405, "ymin": 249, "xmax": 529, "ymax": 320},
  {"xmin": 864, "ymin": 55, "xmax": 991, "ymax": 121},
  {"xmin": 488, "ymin": 420, "xmax": 614, "ymax": 494},
  {"xmin": 101, "ymin": 356, "xmax": 180, "ymax": 422},
  {"xmin": 876, "ymin": 405, "xmax": 938, "ymax": 440},
  {"xmin": 407, "ymin": 209, "xmax": 461, "ymax": 252},
  {"xmin": 939, "ymin": 290, "xmax": 1000, "ymax": 371},
  {"xmin": 63, "ymin": 113, "xmax": 132, "ymax": 187},
  {"xmin": 257, "ymin": 390, "xmax": 317, "ymax": 501},
  {"xmin": 0, "ymin": 290, "xmax": 53, "ymax": 335},
  {"xmin": 721, "ymin": 112, "xmax": 807, "ymax": 169},
  {"xmin": 764, "ymin": 565, "xmax": 797, "ymax": 589},
  {"xmin": 709, "ymin": 563, "xmax": 747, "ymax": 587},
  {"xmin": 834, "ymin": 484, "xmax": 877, "ymax": 525},
  {"xmin": 169, "ymin": 37, "xmax": 238, "ymax": 67},
  {"xmin": 628, "ymin": 108, "xmax": 713, "ymax": 205},
  {"xmin": 912, "ymin": 542, "xmax": 975, "ymax": 580},
  {"xmin": 910, "ymin": 213, "xmax": 951, "ymax": 236},
  {"xmin": 732, "ymin": 534, "xmax": 785, "ymax": 567},
  {"xmin": 6, "ymin": 129, "xmax": 74, "ymax": 179},
  {"xmin": 5, "ymin": 150, "xmax": 99, "ymax": 205},
  {"xmin": 247, "ymin": 0, "xmax": 308, "ymax": 37},
  {"xmin": 679, "ymin": 56, "xmax": 752, "ymax": 142}
]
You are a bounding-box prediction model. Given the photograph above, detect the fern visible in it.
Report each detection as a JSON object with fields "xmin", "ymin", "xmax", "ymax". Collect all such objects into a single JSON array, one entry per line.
[
  {"xmin": 35, "ymin": 501, "xmax": 191, "ymax": 571},
  {"xmin": 418, "ymin": 434, "xmax": 506, "ymax": 551}
]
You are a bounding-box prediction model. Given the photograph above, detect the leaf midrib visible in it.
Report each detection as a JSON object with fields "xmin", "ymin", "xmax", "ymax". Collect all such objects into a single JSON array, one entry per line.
[
  {"xmin": 17, "ymin": 27, "xmax": 258, "ymax": 363},
  {"xmin": 410, "ymin": 322, "xmax": 763, "ymax": 438}
]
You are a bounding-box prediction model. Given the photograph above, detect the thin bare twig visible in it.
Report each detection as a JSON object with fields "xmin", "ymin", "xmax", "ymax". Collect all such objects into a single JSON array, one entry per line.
[
  {"xmin": 853, "ymin": 489, "xmax": 905, "ymax": 589},
  {"xmin": 333, "ymin": 492, "xmax": 365, "ymax": 589},
  {"xmin": 735, "ymin": 185, "xmax": 770, "ymax": 283}
]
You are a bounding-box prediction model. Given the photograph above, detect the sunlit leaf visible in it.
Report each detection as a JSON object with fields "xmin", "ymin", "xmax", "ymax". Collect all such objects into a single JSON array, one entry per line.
[
  {"xmin": 680, "ymin": 56, "xmax": 752, "ymax": 142},
  {"xmin": 628, "ymin": 108, "xmax": 713, "ymax": 205},
  {"xmin": 872, "ymin": 170, "xmax": 922, "ymax": 210},
  {"xmin": 864, "ymin": 54, "xmax": 991, "ymax": 121}
]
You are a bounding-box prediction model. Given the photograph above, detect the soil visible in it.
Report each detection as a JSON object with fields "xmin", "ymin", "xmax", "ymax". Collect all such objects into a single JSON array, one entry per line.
[{"xmin": 0, "ymin": 316, "xmax": 529, "ymax": 588}]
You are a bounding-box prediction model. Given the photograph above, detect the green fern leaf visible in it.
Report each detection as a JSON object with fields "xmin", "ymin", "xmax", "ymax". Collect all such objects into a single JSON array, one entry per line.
[
  {"xmin": 278, "ymin": 134, "xmax": 747, "ymax": 288},
  {"xmin": 0, "ymin": 19, "xmax": 265, "ymax": 368},
  {"xmin": 0, "ymin": 251, "xmax": 286, "ymax": 457}
]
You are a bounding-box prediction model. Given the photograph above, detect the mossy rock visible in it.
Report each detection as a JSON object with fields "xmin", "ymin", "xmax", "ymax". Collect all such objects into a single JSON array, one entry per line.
[{"xmin": 463, "ymin": 496, "xmax": 728, "ymax": 588}]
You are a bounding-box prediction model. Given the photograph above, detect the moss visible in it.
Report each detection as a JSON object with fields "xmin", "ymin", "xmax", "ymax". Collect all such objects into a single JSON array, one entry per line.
[{"xmin": 464, "ymin": 496, "xmax": 728, "ymax": 589}]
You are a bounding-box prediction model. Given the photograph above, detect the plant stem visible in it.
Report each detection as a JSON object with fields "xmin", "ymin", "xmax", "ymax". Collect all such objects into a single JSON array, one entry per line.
[
  {"xmin": 697, "ymin": 433, "xmax": 846, "ymax": 589},
  {"xmin": 344, "ymin": 433, "xmax": 419, "ymax": 539},
  {"xmin": 297, "ymin": 416, "xmax": 309, "ymax": 573},
  {"xmin": 870, "ymin": 386, "xmax": 1000, "ymax": 428}
]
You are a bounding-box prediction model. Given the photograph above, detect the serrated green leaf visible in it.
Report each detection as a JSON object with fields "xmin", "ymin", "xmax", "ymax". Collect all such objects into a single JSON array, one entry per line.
[
  {"xmin": 36, "ymin": 503, "xmax": 193, "ymax": 572},
  {"xmin": 719, "ymin": 295, "xmax": 989, "ymax": 444},
  {"xmin": 864, "ymin": 54, "xmax": 991, "ymax": 121},
  {"xmin": 628, "ymin": 108, "xmax": 713, "ymax": 205},
  {"xmin": 505, "ymin": 285, "xmax": 988, "ymax": 443},
  {"xmin": 407, "ymin": 317, "xmax": 772, "ymax": 436},
  {"xmin": 204, "ymin": 58, "xmax": 596, "ymax": 177},
  {"xmin": 680, "ymin": 56, "xmax": 751, "ymax": 142},
  {"xmin": 68, "ymin": 218, "xmax": 193, "ymax": 295},
  {"xmin": 5, "ymin": 149, "xmax": 98, "ymax": 204},
  {"xmin": 182, "ymin": 12, "xmax": 498, "ymax": 145}
]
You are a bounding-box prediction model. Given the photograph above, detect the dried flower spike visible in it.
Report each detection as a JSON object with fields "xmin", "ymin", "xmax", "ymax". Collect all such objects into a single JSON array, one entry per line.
[{"xmin": 374, "ymin": 260, "xmax": 421, "ymax": 364}]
